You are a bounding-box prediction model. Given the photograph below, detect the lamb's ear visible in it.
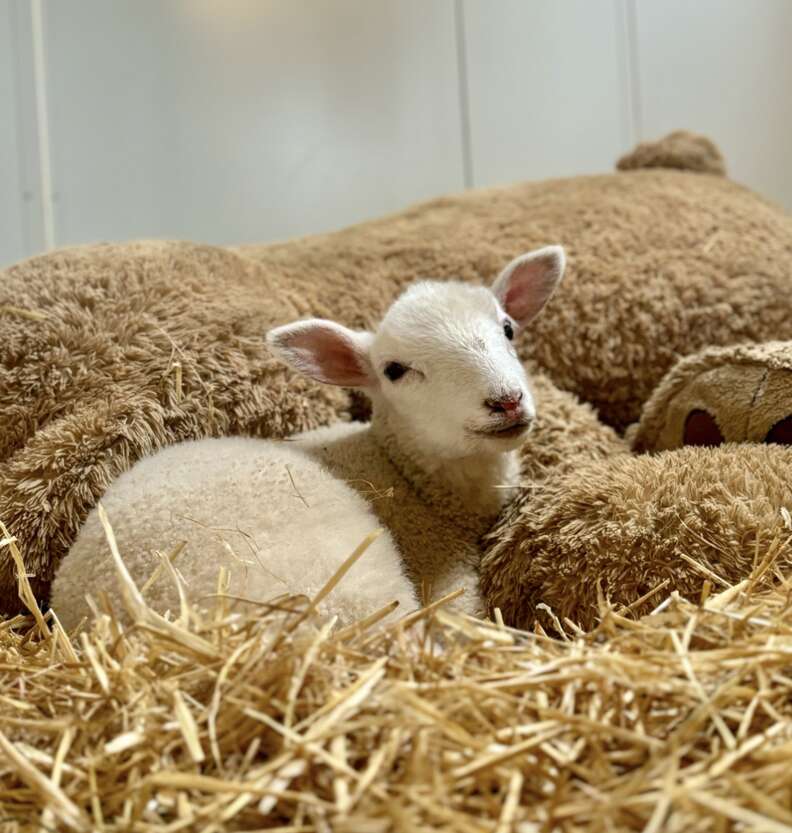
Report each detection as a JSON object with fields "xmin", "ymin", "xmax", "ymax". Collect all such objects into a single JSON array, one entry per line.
[
  {"xmin": 491, "ymin": 245, "xmax": 566, "ymax": 327},
  {"xmin": 267, "ymin": 318, "xmax": 375, "ymax": 387}
]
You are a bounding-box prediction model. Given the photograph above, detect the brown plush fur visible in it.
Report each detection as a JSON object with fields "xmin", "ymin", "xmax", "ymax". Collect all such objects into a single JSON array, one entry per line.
[
  {"xmin": 0, "ymin": 243, "xmax": 349, "ymax": 610},
  {"xmin": 2, "ymin": 131, "xmax": 792, "ymax": 622},
  {"xmin": 482, "ymin": 444, "xmax": 792, "ymax": 631}
]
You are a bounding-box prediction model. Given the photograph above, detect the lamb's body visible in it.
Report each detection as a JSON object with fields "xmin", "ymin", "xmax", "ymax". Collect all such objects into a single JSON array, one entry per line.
[
  {"xmin": 300, "ymin": 417, "xmax": 516, "ymax": 609},
  {"xmin": 51, "ymin": 247, "xmax": 565, "ymax": 630},
  {"xmin": 51, "ymin": 435, "xmax": 416, "ymax": 630}
]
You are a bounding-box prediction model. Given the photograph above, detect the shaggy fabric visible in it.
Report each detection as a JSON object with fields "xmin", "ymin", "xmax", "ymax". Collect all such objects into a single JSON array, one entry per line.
[
  {"xmin": 481, "ymin": 443, "xmax": 792, "ymax": 631},
  {"xmin": 0, "ymin": 244, "xmax": 349, "ymax": 610},
  {"xmin": 2, "ymin": 131, "xmax": 792, "ymax": 619}
]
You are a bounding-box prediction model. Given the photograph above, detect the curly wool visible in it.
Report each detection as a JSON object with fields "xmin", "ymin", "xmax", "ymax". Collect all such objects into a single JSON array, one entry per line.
[{"xmin": 50, "ymin": 435, "xmax": 416, "ymax": 630}]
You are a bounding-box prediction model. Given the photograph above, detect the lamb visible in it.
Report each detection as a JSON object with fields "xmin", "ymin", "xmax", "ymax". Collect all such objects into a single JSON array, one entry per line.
[{"xmin": 50, "ymin": 245, "xmax": 565, "ymax": 630}]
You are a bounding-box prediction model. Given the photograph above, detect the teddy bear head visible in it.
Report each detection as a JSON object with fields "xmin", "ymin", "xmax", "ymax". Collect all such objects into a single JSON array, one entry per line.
[{"xmin": 630, "ymin": 342, "xmax": 792, "ymax": 452}]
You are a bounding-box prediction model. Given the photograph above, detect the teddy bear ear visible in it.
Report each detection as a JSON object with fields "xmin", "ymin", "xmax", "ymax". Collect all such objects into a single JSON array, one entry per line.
[
  {"xmin": 682, "ymin": 409, "xmax": 724, "ymax": 447},
  {"xmin": 765, "ymin": 415, "xmax": 792, "ymax": 445}
]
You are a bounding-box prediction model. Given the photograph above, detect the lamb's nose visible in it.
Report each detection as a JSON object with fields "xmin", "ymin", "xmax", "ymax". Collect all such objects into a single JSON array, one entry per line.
[{"xmin": 484, "ymin": 391, "xmax": 524, "ymax": 416}]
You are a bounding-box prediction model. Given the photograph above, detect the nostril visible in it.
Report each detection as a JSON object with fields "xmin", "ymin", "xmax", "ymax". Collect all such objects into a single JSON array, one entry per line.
[{"xmin": 485, "ymin": 391, "xmax": 524, "ymax": 415}]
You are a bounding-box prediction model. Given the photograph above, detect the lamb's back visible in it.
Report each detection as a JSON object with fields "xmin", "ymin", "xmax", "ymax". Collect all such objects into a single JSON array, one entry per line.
[{"xmin": 51, "ymin": 436, "xmax": 414, "ymax": 628}]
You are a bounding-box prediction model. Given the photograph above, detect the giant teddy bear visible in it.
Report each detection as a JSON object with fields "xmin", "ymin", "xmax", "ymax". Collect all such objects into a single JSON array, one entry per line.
[{"xmin": 1, "ymin": 131, "xmax": 791, "ymax": 624}]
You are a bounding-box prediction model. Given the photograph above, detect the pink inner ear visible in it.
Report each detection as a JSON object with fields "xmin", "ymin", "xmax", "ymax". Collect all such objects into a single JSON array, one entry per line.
[
  {"xmin": 281, "ymin": 325, "xmax": 371, "ymax": 387},
  {"xmin": 502, "ymin": 256, "xmax": 561, "ymax": 324}
]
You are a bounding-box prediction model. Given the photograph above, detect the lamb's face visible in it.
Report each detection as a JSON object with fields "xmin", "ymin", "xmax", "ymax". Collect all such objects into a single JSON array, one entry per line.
[
  {"xmin": 369, "ymin": 283, "xmax": 535, "ymax": 457},
  {"xmin": 267, "ymin": 246, "xmax": 565, "ymax": 460}
]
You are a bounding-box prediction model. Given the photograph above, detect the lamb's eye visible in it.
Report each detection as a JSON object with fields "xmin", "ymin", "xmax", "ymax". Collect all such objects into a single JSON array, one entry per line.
[
  {"xmin": 384, "ymin": 362, "xmax": 408, "ymax": 382},
  {"xmin": 503, "ymin": 320, "xmax": 514, "ymax": 340}
]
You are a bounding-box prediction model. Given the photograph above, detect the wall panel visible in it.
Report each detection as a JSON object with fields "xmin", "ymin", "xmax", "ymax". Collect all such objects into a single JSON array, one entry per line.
[
  {"xmin": 1, "ymin": 1, "xmax": 46, "ymax": 267},
  {"xmin": 43, "ymin": 0, "xmax": 465, "ymax": 248},
  {"xmin": 635, "ymin": 0, "xmax": 792, "ymax": 209},
  {"xmin": 462, "ymin": 0, "xmax": 633, "ymax": 188}
]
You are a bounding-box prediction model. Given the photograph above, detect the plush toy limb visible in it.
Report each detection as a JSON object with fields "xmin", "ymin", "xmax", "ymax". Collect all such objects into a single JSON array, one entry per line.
[
  {"xmin": 0, "ymin": 242, "xmax": 352, "ymax": 613},
  {"xmin": 481, "ymin": 444, "xmax": 792, "ymax": 632},
  {"xmin": 517, "ymin": 371, "xmax": 628, "ymax": 481}
]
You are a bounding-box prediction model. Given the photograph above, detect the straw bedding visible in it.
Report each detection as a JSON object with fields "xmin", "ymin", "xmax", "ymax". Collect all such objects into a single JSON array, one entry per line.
[{"xmin": 3, "ymin": 516, "xmax": 792, "ymax": 832}]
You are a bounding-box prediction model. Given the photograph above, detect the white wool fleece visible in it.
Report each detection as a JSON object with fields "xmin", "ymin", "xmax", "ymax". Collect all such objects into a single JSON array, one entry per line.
[{"xmin": 51, "ymin": 436, "xmax": 416, "ymax": 630}]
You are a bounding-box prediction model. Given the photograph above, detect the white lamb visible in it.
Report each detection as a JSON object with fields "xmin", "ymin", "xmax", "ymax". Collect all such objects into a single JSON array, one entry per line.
[{"xmin": 50, "ymin": 245, "xmax": 565, "ymax": 630}]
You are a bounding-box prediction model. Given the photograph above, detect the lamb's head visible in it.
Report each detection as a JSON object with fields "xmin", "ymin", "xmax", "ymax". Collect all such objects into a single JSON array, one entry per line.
[{"xmin": 268, "ymin": 245, "xmax": 565, "ymax": 459}]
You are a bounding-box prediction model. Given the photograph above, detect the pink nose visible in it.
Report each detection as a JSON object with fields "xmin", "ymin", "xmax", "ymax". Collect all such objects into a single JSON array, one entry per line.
[{"xmin": 485, "ymin": 392, "xmax": 524, "ymax": 416}]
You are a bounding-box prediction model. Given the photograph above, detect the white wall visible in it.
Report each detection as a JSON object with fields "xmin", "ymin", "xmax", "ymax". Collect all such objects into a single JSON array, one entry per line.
[
  {"xmin": 634, "ymin": 0, "xmax": 792, "ymax": 212},
  {"xmin": 42, "ymin": 0, "xmax": 465, "ymax": 248},
  {"xmin": 463, "ymin": 0, "xmax": 636, "ymax": 185},
  {"xmin": 1, "ymin": 0, "xmax": 791, "ymax": 268},
  {"xmin": 0, "ymin": 4, "xmax": 25, "ymax": 265},
  {"xmin": 1, "ymin": 1, "xmax": 44, "ymax": 265}
]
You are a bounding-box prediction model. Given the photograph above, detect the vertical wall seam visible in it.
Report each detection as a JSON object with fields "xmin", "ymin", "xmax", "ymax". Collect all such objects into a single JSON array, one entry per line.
[
  {"xmin": 453, "ymin": 0, "xmax": 474, "ymax": 189},
  {"xmin": 8, "ymin": 0, "xmax": 30, "ymax": 255},
  {"xmin": 623, "ymin": 0, "xmax": 643, "ymax": 143},
  {"xmin": 614, "ymin": 0, "xmax": 632, "ymax": 149},
  {"xmin": 30, "ymin": 0, "xmax": 55, "ymax": 250}
]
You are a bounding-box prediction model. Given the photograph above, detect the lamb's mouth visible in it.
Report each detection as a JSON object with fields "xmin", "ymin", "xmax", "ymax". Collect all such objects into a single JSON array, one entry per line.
[{"xmin": 474, "ymin": 421, "xmax": 532, "ymax": 440}]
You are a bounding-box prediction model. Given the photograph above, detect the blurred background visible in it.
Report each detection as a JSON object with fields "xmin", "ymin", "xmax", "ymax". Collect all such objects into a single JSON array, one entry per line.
[{"xmin": 2, "ymin": 0, "xmax": 791, "ymax": 268}]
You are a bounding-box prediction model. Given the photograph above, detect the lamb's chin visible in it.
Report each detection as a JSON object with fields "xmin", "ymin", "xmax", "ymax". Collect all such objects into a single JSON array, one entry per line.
[
  {"xmin": 467, "ymin": 422, "xmax": 531, "ymax": 451},
  {"xmin": 485, "ymin": 433, "xmax": 527, "ymax": 453}
]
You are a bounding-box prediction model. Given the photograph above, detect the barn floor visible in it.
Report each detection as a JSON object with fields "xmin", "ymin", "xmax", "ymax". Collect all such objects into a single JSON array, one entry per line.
[{"xmin": 2, "ymin": 522, "xmax": 792, "ymax": 833}]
